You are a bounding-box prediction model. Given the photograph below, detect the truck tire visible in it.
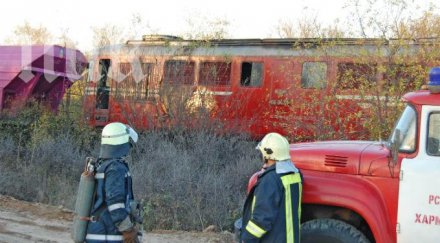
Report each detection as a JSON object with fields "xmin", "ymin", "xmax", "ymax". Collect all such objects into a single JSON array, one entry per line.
[{"xmin": 301, "ymin": 219, "xmax": 371, "ymax": 243}]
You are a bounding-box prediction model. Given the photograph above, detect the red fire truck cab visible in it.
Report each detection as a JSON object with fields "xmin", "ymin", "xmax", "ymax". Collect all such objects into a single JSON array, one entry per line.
[{"xmin": 243, "ymin": 67, "xmax": 440, "ymax": 243}]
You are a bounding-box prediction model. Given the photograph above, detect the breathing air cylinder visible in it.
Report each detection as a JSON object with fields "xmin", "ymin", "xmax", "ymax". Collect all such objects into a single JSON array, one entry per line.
[{"xmin": 72, "ymin": 158, "xmax": 96, "ymax": 243}]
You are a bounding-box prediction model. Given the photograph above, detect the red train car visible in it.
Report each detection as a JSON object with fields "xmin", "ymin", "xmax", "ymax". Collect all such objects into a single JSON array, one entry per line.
[
  {"xmin": 84, "ymin": 36, "xmax": 439, "ymax": 140},
  {"xmin": 0, "ymin": 45, "xmax": 87, "ymax": 113}
]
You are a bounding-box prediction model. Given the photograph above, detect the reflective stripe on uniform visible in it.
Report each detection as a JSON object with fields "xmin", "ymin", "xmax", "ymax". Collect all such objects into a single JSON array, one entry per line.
[
  {"xmin": 96, "ymin": 172, "xmax": 130, "ymax": 179},
  {"xmin": 86, "ymin": 234, "xmax": 123, "ymax": 241},
  {"xmin": 246, "ymin": 220, "xmax": 267, "ymax": 238},
  {"xmin": 281, "ymin": 173, "xmax": 302, "ymax": 243},
  {"xmin": 281, "ymin": 173, "xmax": 301, "ymax": 185},
  {"xmin": 298, "ymin": 182, "xmax": 303, "ymax": 232},
  {"xmin": 251, "ymin": 195, "xmax": 257, "ymax": 213},
  {"xmin": 108, "ymin": 203, "xmax": 125, "ymax": 211}
]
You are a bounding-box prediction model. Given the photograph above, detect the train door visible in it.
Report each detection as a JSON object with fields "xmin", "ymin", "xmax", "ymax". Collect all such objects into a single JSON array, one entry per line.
[
  {"xmin": 234, "ymin": 58, "xmax": 267, "ymax": 137},
  {"xmin": 267, "ymin": 59, "xmax": 296, "ymax": 136},
  {"xmin": 95, "ymin": 59, "xmax": 111, "ymax": 126},
  {"xmin": 297, "ymin": 61, "xmax": 329, "ymax": 140}
]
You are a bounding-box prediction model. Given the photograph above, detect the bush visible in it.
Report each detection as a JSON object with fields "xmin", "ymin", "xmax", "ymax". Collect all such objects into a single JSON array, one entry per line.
[
  {"xmin": 0, "ymin": 133, "xmax": 90, "ymax": 208},
  {"xmin": 131, "ymin": 130, "xmax": 260, "ymax": 231},
  {"xmin": 0, "ymin": 105, "xmax": 98, "ymax": 207},
  {"xmin": 0, "ymin": 105, "xmax": 261, "ymax": 232}
]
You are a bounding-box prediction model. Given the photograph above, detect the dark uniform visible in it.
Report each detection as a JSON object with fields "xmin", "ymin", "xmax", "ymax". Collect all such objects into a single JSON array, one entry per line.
[
  {"xmin": 241, "ymin": 162, "xmax": 302, "ymax": 243},
  {"xmin": 85, "ymin": 158, "xmax": 134, "ymax": 242}
]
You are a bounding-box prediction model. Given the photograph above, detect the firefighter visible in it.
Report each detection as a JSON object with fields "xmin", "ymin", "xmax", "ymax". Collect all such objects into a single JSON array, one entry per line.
[
  {"xmin": 241, "ymin": 132, "xmax": 302, "ymax": 243},
  {"xmin": 85, "ymin": 122, "xmax": 140, "ymax": 243}
]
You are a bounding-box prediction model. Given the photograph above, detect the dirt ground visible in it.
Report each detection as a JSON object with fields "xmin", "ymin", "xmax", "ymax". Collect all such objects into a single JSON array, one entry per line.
[{"xmin": 0, "ymin": 195, "xmax": 235, "ymax": 243}]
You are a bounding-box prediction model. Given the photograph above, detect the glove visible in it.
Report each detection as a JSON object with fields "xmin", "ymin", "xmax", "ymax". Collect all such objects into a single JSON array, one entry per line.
[{"xmin": 122, "ymin": 227, "xmax": 139, "ymax": 243}]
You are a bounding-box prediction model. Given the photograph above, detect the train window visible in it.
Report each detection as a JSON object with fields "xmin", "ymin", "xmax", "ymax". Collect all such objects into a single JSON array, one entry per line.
[
  {"xmin": 163, "ymin": 60, "xmax": 195, "ymax": 85},
  {"xmin": 199, "ymin": 62, "xmax": 231, "ymax": 86},
  {"xmin": 98, "ymin": 59, "xmax": 111, "ymax": 88},
  {"xmin": 115, "ymin": 62, "xmax": 154, "ymax": 100},
  {"xmin": 115, "ymin": 63, "xmax": 134, "ymax": 99},
  {"xmin": 141, "ymin": 63, "xmax": 154, "ymax": 98},
  {"xmin": 301, "ymin": 62, "xmax": 327, "ymax": 89},
  {"xmin": 384, "ymin": 64, "xmax": 423, "ymax": 92},
  {"xmin": 337, "ymin": 63, "xmax": 377, "ymax": 89},
  {"xmin": 87, "ymin": 61, "xmax": 94, "ymax": 82},
  {"xmin": 96, "ymin": 59, "xmax": 111, "ymax": 109},
  {"xmin": 241, "ymin": 62, "xmax": 263, "ymax": 87}
]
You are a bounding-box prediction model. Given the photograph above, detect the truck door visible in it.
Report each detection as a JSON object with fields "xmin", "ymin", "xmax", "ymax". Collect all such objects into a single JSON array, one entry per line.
[{"xmin": 397, "ymin": 105, "xmax": 440, "ymax": 243}]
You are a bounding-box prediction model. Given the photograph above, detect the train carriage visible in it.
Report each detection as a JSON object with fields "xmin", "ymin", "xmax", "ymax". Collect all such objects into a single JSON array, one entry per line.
[{"xmin": 84, "ymin": 36, "xmax": 439, "ymax": 140}]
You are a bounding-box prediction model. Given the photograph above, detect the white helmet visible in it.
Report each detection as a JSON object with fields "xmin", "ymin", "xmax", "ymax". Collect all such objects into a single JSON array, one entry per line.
[
  {"xmin": 256, "ymin": 133, "xmax": 290, "ymax": 161},
  {"xmin": 101, "ymin": 122, "xmax": 138, "ymax": 145},
  {"xmin": 100, "ymin": 122, "xmax": 138, "ymax": 158}
]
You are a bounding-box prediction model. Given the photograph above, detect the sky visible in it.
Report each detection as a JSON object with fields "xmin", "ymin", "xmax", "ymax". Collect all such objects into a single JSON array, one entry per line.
[{"xmin": 0, "ymin": 0, "xmax": 437, "ymax": 51}]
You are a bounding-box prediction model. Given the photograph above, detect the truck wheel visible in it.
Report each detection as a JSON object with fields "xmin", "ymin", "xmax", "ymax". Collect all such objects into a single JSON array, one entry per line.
[{"xmin": 301, "ymin": 219, "xmax": 371, "ymax": 243}]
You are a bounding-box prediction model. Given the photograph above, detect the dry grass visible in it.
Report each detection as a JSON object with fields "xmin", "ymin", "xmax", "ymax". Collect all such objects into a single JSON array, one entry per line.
[{"xmin": 0, "ymin": 106, "xmax": 260, "ymax": 232}]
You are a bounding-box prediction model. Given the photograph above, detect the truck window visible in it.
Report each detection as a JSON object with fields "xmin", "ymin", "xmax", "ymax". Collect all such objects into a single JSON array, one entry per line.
[
  {"xmin": 301, "ymin": 62, "xmax": 327, "ymax": 89},
  {"xmin": 390, "ymin": 105, "xmax": 417, "ymax": 153},
  {"xmin": 240, "ymin": 62, "xmax": 263, "ymax": 87},
  {"xmin": 427, "ymin": 113, "xmax": 440, "ymax": 156},
  {"xmin": 199, "ymin": 62, "xmax": 231, "ymax": 86}
]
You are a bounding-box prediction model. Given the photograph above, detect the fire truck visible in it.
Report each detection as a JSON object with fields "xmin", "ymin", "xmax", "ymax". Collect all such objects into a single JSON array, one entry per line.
[
  {"xmin": 242, "ymin": 67, "xmax": 440, "ymax": 243},
  {"xmin": 84, "ymin": 36, "xmax": 437, "ymax": 140}
]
